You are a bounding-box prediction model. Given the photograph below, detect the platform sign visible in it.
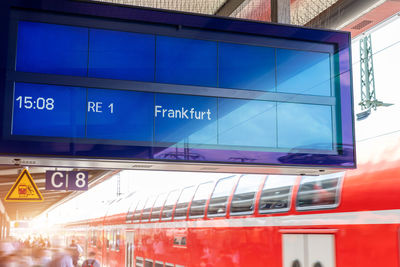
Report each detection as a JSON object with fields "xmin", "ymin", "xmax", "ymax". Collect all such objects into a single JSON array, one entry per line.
[
  {"xmin": 0, "ymin": 0, "xmax": 355, "ymax": 174},
  {"xmin": 4, "ymin": 169, "xmax": 43, "ymax": 202},
  {"xmin": 45, "ymin": 171, "xmax": 88, "ymax": 191}
]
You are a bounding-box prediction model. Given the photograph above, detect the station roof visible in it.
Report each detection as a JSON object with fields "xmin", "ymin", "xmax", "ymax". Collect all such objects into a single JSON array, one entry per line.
[
  {"xmin": 0, "ymin": 167, "xmax": 117, "ymax": 221},
  {"xmin": 1, "ymin": 0, "xmax": 399, "ymax": 222}
]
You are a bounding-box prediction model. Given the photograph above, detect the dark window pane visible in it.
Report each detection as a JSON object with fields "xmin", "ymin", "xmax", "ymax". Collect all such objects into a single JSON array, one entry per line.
[
  {"xmin": 88, "ymin": 29, "xmax": 155, "ymax": 81},
  {"xmin": 156, "ymin": 36, "xmax": 217, "ymax": 87},
  {"xmin": 207, "ymin": 176, "xmax": 237, "ymax": 216},
  {"xmin": 277, "ymin": 103, "xmax": 333, "ymax": 150},
  {"xmin": 174, "ymin": 186, "xmax": 196, "ymax": 219},
  {"xmin": 161, "ymin": 190, "xmax": 180, "ymax": 220},
  {"xmin": 155, "ymin": 263, "xmax": 163, "ymax": 267},
  {"xmin": 145, "ymin": 260, "xmax": 153, "ymax": 267},
  {"xmin": 231, "ymin": 175, "xmax": 264, "ymax": 215},
  {"xmin": 141, "ymin": 196, "xmax": 156, "ymax": 222},
  {"xmin": 189, "ymin": 182, "xmax": 214, "ymax": 218},
  {"xmin": 116, "ymin": 230, "xmax": 120, "ymax": 251},
  {"xmin": 150, "ymin": 193, "xmax": 167, "ymax": 221},
  {"xmin": 180, "ymin": 237, "xmax": 187, "ymax": 246},
  {"xmin": 259, "ymin": 175, "xmax": 296, "ymax": 213},
  {"xmin": 277, "ymin": 49, "xmax": 331, "ymax": 96},
  {"xmin": 136, "ymin": 258, "xmax": 143, "ymax": 267},
  {"xmin": 16, "ymin": 21, "xmax": 88, "ymax": 76},
  {"xmin": 297, "ymin": 174, "xmax": 342, "ymax": 209},
  {"xmin": 218, "ymin": 98, "xmax": 276, "ymax": 147},
  {"xmin": 219, "ymin": 42, "xmax": 275, "ymax": 91}
]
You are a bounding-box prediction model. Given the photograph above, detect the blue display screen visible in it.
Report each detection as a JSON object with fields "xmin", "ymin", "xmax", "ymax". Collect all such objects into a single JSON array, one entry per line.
[
  {"xmin": 10, "ymin": 20, "xmax": 337, "ymax": 152},
  {"xmin": 11, "ymin": 82, "xmax": 334, "ymax": 151},
  {"xmin": 15, "ymin": 21, "xmax": 332, "ymax": 95},
  {"xmin": 16, "ymin": 21, "xmax": 88, "ymax": 76},
  {"xmin": 88, "ymin": 29, "xmax": 155, "ymax": 81},
  {"xmin": 3, "ymin": 4, "xmax": 355, "ymax": 170}
]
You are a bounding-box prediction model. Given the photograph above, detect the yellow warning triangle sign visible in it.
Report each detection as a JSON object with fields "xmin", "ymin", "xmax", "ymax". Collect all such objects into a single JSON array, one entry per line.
[{"xmin": 5, "ymin": 169, "xmax": 43, "ymax": 202}]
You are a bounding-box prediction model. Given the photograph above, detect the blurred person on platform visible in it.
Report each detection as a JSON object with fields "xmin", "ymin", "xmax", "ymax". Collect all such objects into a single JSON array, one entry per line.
[
  {"xmin": 68, "ymin": 240, "xmax": 82, "ymax": 267},
  {"xmin": 0, "ymin": 240, "xmax": 17, "ymax": 267},
  {"xmin": 17, "ymin": 248, "xmax": 34, "ymax": 266},
  {"xmin": 32, "ymin": 247, "xmax": 52, "ymax": 267},
  {"xmin": 81, "ymin": 251, "xmax": 100, "ymax": 267},
  {"xmin": 0, "ymin": 254, "xmax": 18, "ymax": 267},
  {"xmin": 46, "ymin": 237, "xmax": 73, "ymax": 267}
]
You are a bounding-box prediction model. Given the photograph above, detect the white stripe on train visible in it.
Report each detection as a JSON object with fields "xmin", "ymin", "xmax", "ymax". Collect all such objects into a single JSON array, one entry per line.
[
  {"xmin": 67, "ymin": 209, "xmax": 400, "ymax": 231},
  {"xmin": 131, "ymin": 209, "xmax": 400, "ymax": 229}
]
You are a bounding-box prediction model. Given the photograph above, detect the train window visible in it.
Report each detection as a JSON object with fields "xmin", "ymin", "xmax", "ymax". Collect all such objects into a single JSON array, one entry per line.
[
  {"xmin": 189, "ymin": 182, "xmax": 214, "ymax": 218},
  {"xmin": 173, "ymin": 237, "xmax": 180, "ymax": 245},
  {"xmin": 162, "ymin": 190, "xmax": 180, "ymax": 220},
  {"xmin": 174, "ymin": 186, "xmax": 196, "ymax": 220},
  {"xmin": 116, "ymin": 229, "xmax": 120, "ymax": 251},
  {"xmin": 141, "ymin": 196, "xmax": 157, "ymax": 222},
  {"xmin": 176, "ymin": 265, "xmax": 185, "ymax": 267},
  {"xmin": 105, "ymin": 230, "xmax": 110, "ymax": 250},
  {"xmin": 296, "ymin": 173, "xmax": 343, "ymax": 210},
  {"xmin": 207, "ymin": 176, "xmax": 237, "ymax": 217},
  {"xmin": 181, "ymin": 237, "xmax": 187, "ymax": 246},
  {"xmin": 259, "ymin": 175, "xmax": 296, "ymax": 213},
  {"xmin": 127, "ymin": 196, "xmax": 140, "ymax": 223},
  {"xmin": 155, "ymin": 261, "xmax": 163, "ymax": 267},
  {"xmin": 136, "ymin": 257, "xmax": 144, "ymax": 267},
  {"xmin": 230, "ymin": 175, "xmax": 265, "ymax": 215},
  {"xmin": 133, "ymin": 199, "xmax": 146, "ymax": 223},
  {"xmin": 165, "ymin": 264, "xmax": 174, "ymax": 267},
  {"xmin": 111, "ymin": 230, "xmax": 116, "ymax": 250},
  {"xmin": 145, "ymin": 259, "xmax": 153, "ymax": 267},
  {"xmin": 151, "ymin": 193, "xmax": 167, "ymax": 221},
  {"xmin": 90, "ymin": 230, "xmax": 96, "ymax": 247}
]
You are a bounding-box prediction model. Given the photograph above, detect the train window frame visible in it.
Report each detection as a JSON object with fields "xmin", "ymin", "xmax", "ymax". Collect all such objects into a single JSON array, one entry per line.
[
  {"xmin": 145, "ymin": 259, "xmax": 154, "ymax": 267},
  {"xmin": 141, "ymin": 195, "xmax": 157, "ymax": 222},
  {"xmin": 230, "ymin": 174, "xmax": 265, "ymax": 216},
  {"xmin": 136, "ymin": 257, "xmax": 144, "ymax": 267},
  {"xmin": 207, "ymin": 175, "xmax": 238, "ymax": 218},
  {"xmin": 189, "ymin": 181, "xmax": 215, "ymax": 219},
  {"xmin": 126, "ymin": 195, "xmax": 140, "ymax": 223},
  {"xmin": 133, "ymin": 198, "xmax": 147, "ymax": 223},
  {"xmin": 155, "ymin": 261, "xmax": 163, "ymax": 267},
  {"xmin": 161, "ymin": 189, "xmax": 181, "ymax": 221},
  {"xmin": 165, "ymin": 264, "xmax": 174, "ymax": 267},
  {"xmin": 258, "ymin": 175, "xmax": 297, "ymax": 214},
  {"xmin": 296, "ymin": 172, "xmax": 344, "ymax": 211},
  {"xmin": 150, "ymin": 193, "xmax": 167, "ymax": 222},
  {"xmin": 174, "ymin": 185, "xmax": 196, "ymax": 220}
]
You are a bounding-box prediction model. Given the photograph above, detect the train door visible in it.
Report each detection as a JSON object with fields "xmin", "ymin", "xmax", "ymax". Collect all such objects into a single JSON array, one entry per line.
[
  {"xmin": 125, "ymin": 231, "xmax": 135, "ymax": 267},
  {"xmin": 282, "ymin": 234, "xmax": 335, "ymax": 267}
]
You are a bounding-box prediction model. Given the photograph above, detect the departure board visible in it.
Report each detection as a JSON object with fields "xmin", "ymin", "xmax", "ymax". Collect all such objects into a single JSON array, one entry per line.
[{"xmin": 0, "ymin": 0, "xmax": 355, "ymax": 173}]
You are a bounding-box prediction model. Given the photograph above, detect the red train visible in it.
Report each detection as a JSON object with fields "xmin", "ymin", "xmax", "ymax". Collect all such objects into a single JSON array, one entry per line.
[{"xmin": 64, "ymin": 134, "xmax": 400, "ymax": 267}]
